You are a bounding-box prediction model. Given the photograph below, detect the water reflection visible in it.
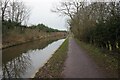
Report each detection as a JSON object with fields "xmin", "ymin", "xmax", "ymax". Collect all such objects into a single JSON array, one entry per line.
[
  {"xmin": 2, "ymin": 53, "xmax": 31, "ymax": 78},
  {"xmin": 2, "ymin": 38, "xmax": 65, "ymax": 78},
  {"xmin": 2, "ymin": 39, "xmax": 59, "ymax": 64}
]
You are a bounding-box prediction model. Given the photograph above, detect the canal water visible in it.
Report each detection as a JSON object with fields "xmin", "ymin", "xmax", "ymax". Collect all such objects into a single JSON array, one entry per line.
[{"xmin": 2, "ymin": 38, "xmax": 65, "ymax": 78}]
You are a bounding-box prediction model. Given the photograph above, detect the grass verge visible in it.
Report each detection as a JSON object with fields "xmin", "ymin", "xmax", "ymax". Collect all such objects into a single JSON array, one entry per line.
[
  {"xmin": 75, "ymin": 39, "xmax": 118, "ymax": 78},
  {"xmin": 34, "ymin": 38, "xmax": 68, "ymax": 78}
]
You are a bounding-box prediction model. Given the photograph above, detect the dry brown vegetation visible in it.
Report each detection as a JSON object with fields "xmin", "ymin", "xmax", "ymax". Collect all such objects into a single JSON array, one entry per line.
[{"xmin": 2, "ymin": 28, "xmax": 67, "ymax": 49}]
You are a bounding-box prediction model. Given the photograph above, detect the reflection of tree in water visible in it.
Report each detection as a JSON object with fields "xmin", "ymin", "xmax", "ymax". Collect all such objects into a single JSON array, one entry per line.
[
  {"xmin": 2, "ymin": 53, "xmax": 31, "ymax": 78},
  {"xmin": 2, "ymin": 38, "xmax": 65, "ymax": 78},
  {"xmin": 2, "ymin": 38, "xmax": 61, "ymax": 64}
]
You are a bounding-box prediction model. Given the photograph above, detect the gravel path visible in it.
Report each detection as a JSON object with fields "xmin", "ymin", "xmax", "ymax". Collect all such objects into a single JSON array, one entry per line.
[{"xmin": 62, "ymin": 37, "xmax": 108, "ymax": 78}]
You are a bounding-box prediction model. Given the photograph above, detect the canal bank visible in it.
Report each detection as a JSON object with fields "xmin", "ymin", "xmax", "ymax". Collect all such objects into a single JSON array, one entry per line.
[
  {"xmin": 35, "ymin": 38, "xmax": 68, "ymax": 78},
  {"xmin": 2, "ymin": 32, "xmax": 66, "ymax": 49}
]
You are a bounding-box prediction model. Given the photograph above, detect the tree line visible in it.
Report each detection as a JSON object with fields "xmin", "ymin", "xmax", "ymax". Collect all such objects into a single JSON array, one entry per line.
[
  {"xmin": 30, "ymin": 23, "xmax": 66, "ymax": 33},
  {"xmin": 1, "ymin": 0, "xmax": 65, "ymax": 36},
  {"xmin": 53, "ymin": 0, "xmax": 120, "ymax": 52}
]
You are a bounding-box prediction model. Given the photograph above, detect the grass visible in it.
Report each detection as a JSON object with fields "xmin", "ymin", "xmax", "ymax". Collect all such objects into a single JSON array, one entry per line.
[
  {"xmin": 34, "ymin": 38, "xmax": 68, "ymax": 78},
  {"xmin": 75, "ymin": 39, "xmax": 118, "ymax": 78}
]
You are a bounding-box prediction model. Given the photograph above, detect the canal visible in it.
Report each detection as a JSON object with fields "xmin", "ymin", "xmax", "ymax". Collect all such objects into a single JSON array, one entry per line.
[{"xmin": 2, "ymin": 38, "xmax": 65, "ymax": 78}]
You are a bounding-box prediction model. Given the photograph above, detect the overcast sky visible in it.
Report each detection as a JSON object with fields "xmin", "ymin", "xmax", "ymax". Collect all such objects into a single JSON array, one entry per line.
[{"xmin": 22, "ymin": 0, "xmax": 67, "ymax": 30}]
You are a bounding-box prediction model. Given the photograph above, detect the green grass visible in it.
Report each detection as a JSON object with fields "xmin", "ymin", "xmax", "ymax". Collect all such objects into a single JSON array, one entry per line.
[
  {"xmin": 35, "ymin": 38, "xmax": 68, "ymax": 78},
  {"xmin": 75, "ymin": 39, "xmax": 118, "ymax": 78}
]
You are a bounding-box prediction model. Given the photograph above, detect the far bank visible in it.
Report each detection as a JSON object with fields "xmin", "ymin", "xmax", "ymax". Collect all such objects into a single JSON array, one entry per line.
[{"xmin": 2, "ymin": 22, "xmax": 67, "ymax": 49}]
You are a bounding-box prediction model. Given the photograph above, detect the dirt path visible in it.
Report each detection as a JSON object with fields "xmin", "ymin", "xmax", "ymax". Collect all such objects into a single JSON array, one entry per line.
[{"xmin": 62, "ymin": 37, "xmax": 108, "ymax": 78}]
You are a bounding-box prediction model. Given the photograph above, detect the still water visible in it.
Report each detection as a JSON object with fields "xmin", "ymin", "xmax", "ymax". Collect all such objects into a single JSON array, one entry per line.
[{"xmin": 2, "ymin": 38, "xmax": 65, "ymax": 78}]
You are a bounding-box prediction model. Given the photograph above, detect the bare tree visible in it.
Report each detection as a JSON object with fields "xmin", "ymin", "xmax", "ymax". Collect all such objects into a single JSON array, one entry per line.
[
  {"xmin": 51, "ymin": 0, "xmax": 87, "ymax": 37},
  {"xmin": 10, "ymin": 1, "xmax": 30, "ymax": 24},
  {"xmin": 52, "ymin": 0, "xmax": 86, "ymax": 21},
  {"xmin": 0, "ymin": 0, "xmax": 30, "ymax": 25},
  {"xmin": 1, "ymin": 0, "xmax": 10, "ymax": 21}
]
